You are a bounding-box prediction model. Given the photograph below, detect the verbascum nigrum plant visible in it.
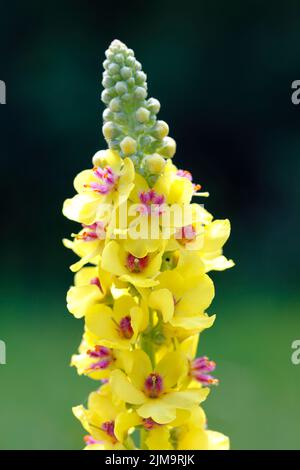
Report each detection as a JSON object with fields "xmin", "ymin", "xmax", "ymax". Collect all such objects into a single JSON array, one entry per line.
[{"xmin": 63, "ymin": 40, "xmax": 234, "ymax": 450}]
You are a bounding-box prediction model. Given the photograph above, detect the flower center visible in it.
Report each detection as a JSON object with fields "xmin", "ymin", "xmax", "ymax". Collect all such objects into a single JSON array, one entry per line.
[
  {"xmin": 176, "ymin": 224, "xmax": 197, "ymax": 245},
  {"xmin": 87, "ymin": 345, "xmax": 114, "ymax": 370},
  {"xmin": 190, "ymin": 356, "xmax": 219, "ymax": 386},
  {"xmin": 119, "ymin": 315, "xmax": 134, "ymax": 339},
  {"xmin": 144, "ymin": 373, "xmax": 164, "ymax": 398},
  {"xmin": 77, "ymin": 222, "xmax": 106, "ymax": 241},
  {"xmin": 126, "ymin": 254, "xmax": 149, "ymax": 273},
  {"xmin": 84, "ymin": 166, "xmax": 119, "ymax": 194},
  {"xmin": 101, "ymin": 420, "xmax": 117, "ymax": 443},
  {"xmin": 138, "ymin": 189, "xmax": 165, "ymax": 215}
]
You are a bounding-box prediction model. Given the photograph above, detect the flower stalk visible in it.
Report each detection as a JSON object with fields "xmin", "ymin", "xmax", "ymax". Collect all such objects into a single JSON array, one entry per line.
[{"xmin": 63, "ymin": 39, "xmax": 234, "ymax": 450}]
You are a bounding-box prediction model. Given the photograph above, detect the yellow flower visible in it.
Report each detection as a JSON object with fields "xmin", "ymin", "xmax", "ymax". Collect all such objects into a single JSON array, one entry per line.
[
  {"xmin": 200, "ymin": 219, "xmax": 234, "ymax": 272},
  {"xmin": 85, "ymin": 294, "xmax": 148, "ymax": 349},
  {"xmin": 73, "ymin": 384, "xmax": 126, "ymax": 449},
  {"xmin": 148, "ymin": 270, "xmax": 215, "ymax": 332},
  {"xmin": 101, "ymin": 240, "xmax": 165, "ymax": 287},
  {"xmin": 170, "ymin": 406, "xmax": 229, "ymax": 450},
  {"xmin": 66, "ymin": 266, "xmax": 109, "ymax": 318},
  {"xmin": 137, "ymin": 160, "xmax": 195, "ymax": 204},
  {"xmin": 63, "ymin": 221, "xmax": 106, "ymax": 272},
  {"xmin": 110, "ymin": 350, "xmax": 209, "ymax": 424},
  {"xmin": 63, "ymin": 150, "xmax": 134, "ymax": 225},
  {"xmin": 71, "ymin": 332, "xmax": 132, "ymax": 380}
]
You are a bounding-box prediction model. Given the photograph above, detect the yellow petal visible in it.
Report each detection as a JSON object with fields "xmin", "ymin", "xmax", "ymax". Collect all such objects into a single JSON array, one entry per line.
[
  {"xmin": 148, "ymin": 289, "xmax": 174, "ymax": 322},
  {"xmin": 67, "ymin": 285, "xmax": 101, "ymax": 318},
  {"xmin": 113, "ymin": 294, "xmax": 137, "ymax": 321},
  {"xmin": 146, "ymin": 426, "xmax": 172, "ymax": 450},
  {"xmin": 178, "ymin": 428, "xmax": 209, "ymax": 450},
  {"xmin": 170, "ymin": 313, "xmax": 216, "ymax": 332},
  {"xmin": 156, "ymin": 352, "xmax": 188, "ymax": 390},
  {"xmin": 175, "ymin": 275, "xmax": 215, "ymax": 316},
  {"xmin": 101, "ymin": 241, "xmax": 127, "ymax": 277},
  {"xmin": 74, "ymin": 267, "xmax": 98, "ymax": 286},
  {"xmin": 179, "ymin": 335, "xmax": 199, "ymax": 360},
  {"xmin": 130, "ymin": 350, "xmax": 152, "ymax": 390},
  {"xmin": 114, "ymin": 410, "xmax": 141, "ymax": 442},
  {"xmin": 203, "ymin": 219, "xmax": 231, "ymax": 252},
  {"xmin": 110, "ymin": 370, "xmax": 146, "ymax": 405},
  {"xmin": 161, "ymin": 388, "xmax": 209, "ymax": 410},
  {"xmin": 137, "ymin": 400, "xmax": 176, "ymax": 424},
  {"xmin": 207, "ymin": 431, "xmax": 230, "ymax": 450}
]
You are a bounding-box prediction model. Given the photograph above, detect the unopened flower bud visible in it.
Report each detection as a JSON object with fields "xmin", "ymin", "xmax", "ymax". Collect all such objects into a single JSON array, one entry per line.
[
  {"xmin": 109, "ymin": 97, "xmax": 122, "ymax": 112},
  {"xmin": 147, "ymin": 98, "xmax": 160, "ymax": 114},
  {"xmin": 153, "ymin": 120, "xmax": 169, "ymax": 139},
  {"xmin": 159, "ymin": 136, "xmax": 176, "ymax": 158},
  {"xmin": 102, "ymin": 108, "xmax": 113, "ymax": 122},
  {"xmin": 108, "ymin": 63, "xmax": 119, "ymax": 75},
  {"xmin": 135, "ymin": 86, "xmax": 147, "ymax": 100},
  {"xmin": 114, "ymin": 53, "xmax": 124, "ymax": 64},
  {"xmin": 120, "ymin": 66, "xmax": 132, "ymax": 80},
  {"xmin": 115, "ymin": 81, "xmax": 128, "ymax": 95},
  {"xmin": 92, "ymin": 150, "xmax": 108, "ymax": 167},
  {"xmin": 144, "ymin": 154, "xmax": 166, "ymax": 174},
  {"xmin": 135, "ymin": 71, "xmax": 147, "ymax": 85},
  {"xmin": 120, "ymin": 136, "xmax": 137, "ymax": 155},
  {"xmin": 136, "ymin": 107, "xmax": 150, "ymax": 123},
  {"xmin": 101, "ymin": 89, "xmax": 111, "ymax": 104},
  {"xmin": 102, "ymin": 122, "xmax": 118, "ymax": 140},
  {"xmin": 102, "ymin": 75, "xmax": 114, "ymax": 88}
]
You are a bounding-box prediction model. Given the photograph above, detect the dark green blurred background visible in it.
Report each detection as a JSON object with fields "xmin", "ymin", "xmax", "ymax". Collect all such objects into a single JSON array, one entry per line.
[{"xmin": 0, "ymin": 0, "xmax": 300, "ymax": 450}]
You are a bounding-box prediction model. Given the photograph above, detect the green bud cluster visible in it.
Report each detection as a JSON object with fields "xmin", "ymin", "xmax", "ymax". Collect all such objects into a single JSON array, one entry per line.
[{"xmin": 101, "ymin": 40, "xmax": 176, "ymax": 179}]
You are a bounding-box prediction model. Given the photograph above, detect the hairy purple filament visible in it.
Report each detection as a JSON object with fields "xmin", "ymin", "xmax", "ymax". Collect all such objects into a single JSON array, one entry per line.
[
  {"xmin": 144, "ymin": 373, "xmax": 164, "ymax": 398},
  {"xmin": 138, "ymin": 189, "xmax": 165, "ymax": 215},
  {"xmin": 191, "ymin": 356, "xmax": 219, "ymax": 386},
  {"xmin": 126, "ymin": 254, "xmax": 149, "ymax": 273},
  {"xmin": 101, "ymin": 420, "xmax": 117, "ymax": 443},
  {"xmin": 119, "ymin": 316, "xmax": 134, "ymax": 339},
  {"xmin": 87, "ymin": 345, "xmax": 114, "ymax": 370},
  {"xmin": 77, "ymin": 222, "xmax": 106, "ymax": 241},
  {"xmin": 84, "ymin": 166, "xmax": 118, "ymax": 194}
]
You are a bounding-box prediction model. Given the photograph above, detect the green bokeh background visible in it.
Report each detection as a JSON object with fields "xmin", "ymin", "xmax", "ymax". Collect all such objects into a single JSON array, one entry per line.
[{"xmin": 0, "ymin": 0, "xmax": 300, "ymax": 449}]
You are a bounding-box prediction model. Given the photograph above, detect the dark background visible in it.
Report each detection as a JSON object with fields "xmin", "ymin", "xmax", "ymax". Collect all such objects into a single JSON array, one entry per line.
[{"xmin": 0, "ymin": 0, "xmax": 299, "ymax": 449}]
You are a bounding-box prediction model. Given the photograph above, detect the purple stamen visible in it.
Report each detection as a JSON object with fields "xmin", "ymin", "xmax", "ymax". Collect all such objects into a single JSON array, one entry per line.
[
  {"xmin": 119, "ymin": 316, "xmax": 134, "ymax": 339},
  {"xmin": 84, "ymin": 166, "xmax": 118, "ymax": 194},
  {"xmin": 87, "ymin": 346, "xmax": 114, "ymax": 370},
  {"xmin": 101, "ymin": 420, "xmax": 117, "ymax": 443},
  {"xmin": 191, "ymin": 356, "xmax": 219, "ymax": 386},
  {"xmin": 138, "ymin": 189, "xmax": 165, "ymax": 215},
  {"xmin": 126, "ymin": 254, "xmax": 149, "ymax": 273},
  {"xmin": 144, "ymin": 373, "xmax": 164, "ymax": 398}
]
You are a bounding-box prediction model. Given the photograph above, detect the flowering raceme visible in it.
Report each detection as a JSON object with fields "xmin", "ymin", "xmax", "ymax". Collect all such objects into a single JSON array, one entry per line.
[{"xmin": 63, "ymin": 40, "xmax": 234, "ymax": 450}]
